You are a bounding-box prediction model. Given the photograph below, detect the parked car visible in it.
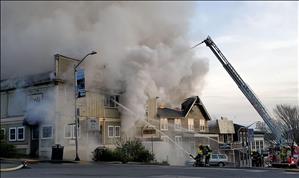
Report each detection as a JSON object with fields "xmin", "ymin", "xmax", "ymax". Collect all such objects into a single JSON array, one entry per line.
[{"xmin": 209, "ymin": 154, "xmax": 228, "ymax": 167}]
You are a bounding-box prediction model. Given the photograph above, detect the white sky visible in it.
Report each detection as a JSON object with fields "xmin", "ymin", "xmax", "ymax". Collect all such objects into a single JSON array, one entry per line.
[{"xmin": 189, "ymin": 1, "xmax": 298, "ymax": 126}]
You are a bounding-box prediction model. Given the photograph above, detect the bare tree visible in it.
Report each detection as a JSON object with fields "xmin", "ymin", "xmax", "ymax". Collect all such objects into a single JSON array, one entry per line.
[{"xmin": 274, "ymin": 104, "xmax": 299, "ymax": 155}]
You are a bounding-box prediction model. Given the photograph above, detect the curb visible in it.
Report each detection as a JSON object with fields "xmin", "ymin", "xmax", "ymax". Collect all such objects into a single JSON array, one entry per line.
[{"xmin": 285, "ymin": 168, "xmax": 299, "ymax": 172}]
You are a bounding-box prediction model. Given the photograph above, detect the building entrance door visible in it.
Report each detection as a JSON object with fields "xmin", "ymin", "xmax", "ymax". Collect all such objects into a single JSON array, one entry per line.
[{"xmin": 30, "ymin": 126, "xmax": 39, "ymax": 157}]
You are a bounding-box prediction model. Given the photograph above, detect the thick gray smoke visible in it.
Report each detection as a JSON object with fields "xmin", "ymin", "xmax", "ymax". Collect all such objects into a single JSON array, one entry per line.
[{"xmin": 1, "ymin": 2, "xmax": 209, "ymax": 133}]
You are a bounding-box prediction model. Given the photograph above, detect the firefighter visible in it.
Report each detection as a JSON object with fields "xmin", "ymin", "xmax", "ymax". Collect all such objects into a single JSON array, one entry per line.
[
  {"xmin": 194, "ymin": 144, "xmax": 204, "ymax": 166},
  {"xmin": 204, "ymin": 145, "xmax": 212, "ymax": 166}
]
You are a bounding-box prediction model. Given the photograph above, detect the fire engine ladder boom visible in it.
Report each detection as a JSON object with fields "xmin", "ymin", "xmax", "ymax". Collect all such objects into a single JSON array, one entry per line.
[{"xmin": 202, "ymin": 36, "xmax": 281, "ymax": 143}]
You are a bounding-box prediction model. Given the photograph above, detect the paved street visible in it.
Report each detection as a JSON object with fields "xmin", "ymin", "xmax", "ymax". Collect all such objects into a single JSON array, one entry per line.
[{"xmin": 1, "ymin": 163, "xmax": 299, "ymax": 178}]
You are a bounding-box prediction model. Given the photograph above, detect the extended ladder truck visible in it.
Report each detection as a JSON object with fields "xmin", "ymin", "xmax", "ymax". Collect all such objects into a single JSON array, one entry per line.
[{"xmin": 193, "ymin": 36, "xmax": 282, "ymax": 145}]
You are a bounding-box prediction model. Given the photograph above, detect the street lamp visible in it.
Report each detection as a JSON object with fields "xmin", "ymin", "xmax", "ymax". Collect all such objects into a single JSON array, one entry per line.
[{"xmin": 74, "ymin": 51, "xmax": 97, "ymax": 161}]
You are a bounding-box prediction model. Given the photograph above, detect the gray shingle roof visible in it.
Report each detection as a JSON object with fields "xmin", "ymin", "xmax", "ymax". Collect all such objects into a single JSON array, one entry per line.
[{"xmin": 157, "ymin": 108, "xmax": 183, "ymax": 118}]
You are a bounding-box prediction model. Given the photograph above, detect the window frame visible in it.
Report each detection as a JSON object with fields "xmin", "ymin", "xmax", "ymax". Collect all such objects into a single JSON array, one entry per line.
[
  {"xmin": 115, "ymin": 126, "xmax": 120, "ymax": 137},
  {"xmin": 199, "ymin": 119, "xmax": 205, "ymax": 131},
  {"xmin": 175, "ymin": 135, "xmax": 182, "ymax": 144},
  {"xmin": 17, "ymin": 126, "xmax": 25, "ymax": 141},
  {"xmin": 108, "ymin": 125, "xmax": 114, "ymax": 138},
  {"xmin": 41, "ymin": 125, "xmax": 53, "ymax": 139},
  {"xmin": 188, "ymin": 118, "xmax": 194, "ymax": 131},
  {"xmin": 160, "ymin": 118, "xmax": 168, "ymax": 131},
  {"xmin": 174, "ymin": 118, "xmax": 181, "ymax": 131},
  {"xmin": 64, "ymin": 125, "xmax": 73, "ymax": 139},
  {"xmin": 104, "ymin": 95, "xmax": 119, "ymax": 108},
  {"xmin": 1, "ymin": 128, "xmax": 5, "ymax": 135},
  {"xmin": 9, "ymin": 127, "xmax": 16, "ymax": 141}
]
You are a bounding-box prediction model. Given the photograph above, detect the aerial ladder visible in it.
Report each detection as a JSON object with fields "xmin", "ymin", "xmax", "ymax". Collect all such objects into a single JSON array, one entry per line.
[{"xmin": 194, "ymin": 36, "xmax": 282, "ymax": 144}]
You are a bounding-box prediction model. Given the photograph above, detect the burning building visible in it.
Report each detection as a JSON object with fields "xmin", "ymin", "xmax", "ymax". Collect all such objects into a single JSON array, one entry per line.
[
  {"xmin": 0, "ymin": 54, "xmax": 122, "ymax": 160},
  {"xmin": 135, "ymin": 96, "xmax": 217, "ymax": 165}
]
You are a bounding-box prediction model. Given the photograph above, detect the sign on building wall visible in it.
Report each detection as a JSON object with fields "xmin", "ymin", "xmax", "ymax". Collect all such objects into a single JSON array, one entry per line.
[
  {"xmin": 87, "ymin": 118, "xmax": 99, "ymax": 131},
  {"xmin": 248, "ymin": 129, "xmax": 254, "ymax": 143},
  {"xmin": 76, "ymin": 69, "xmax": 86, "ymax": 98},
  {"xmin": 29, "ymin": 94, "xmax": 43, "ymax": 103}
]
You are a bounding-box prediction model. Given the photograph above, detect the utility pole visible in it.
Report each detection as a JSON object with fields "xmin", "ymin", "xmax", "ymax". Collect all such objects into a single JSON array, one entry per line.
[{"xmin": 74, "ymin": 51, "xmax": 97, "ymax": 161}]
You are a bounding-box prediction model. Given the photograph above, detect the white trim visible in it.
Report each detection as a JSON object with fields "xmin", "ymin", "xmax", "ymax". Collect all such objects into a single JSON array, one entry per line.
[
  {"xmin": 41, "ymin": 125, "xmax": 53, "ymax": 139},
  {"xmin": 115, "ymin": 126, "xmax": 120, "ymax": 137},
  {"xmin": 108, "ymin": 125, "xmax": 114, "ymax": 138},
  {"xmin": 17, "ymin": 126, "xmax": 25, "ymax": 141},
  {"xmin": 9, "ymin": 127, "xmax": 16, "ymax": 141}
]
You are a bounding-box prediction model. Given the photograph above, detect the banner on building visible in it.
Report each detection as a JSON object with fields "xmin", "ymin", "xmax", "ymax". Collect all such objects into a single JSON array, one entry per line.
[
  {"xmin": 248, "ymin": 128, "xmax": 254, "ymax": 143},
  {"xmin": 76, "ymin": 68, "xmax": 86, "ymax": 98}
]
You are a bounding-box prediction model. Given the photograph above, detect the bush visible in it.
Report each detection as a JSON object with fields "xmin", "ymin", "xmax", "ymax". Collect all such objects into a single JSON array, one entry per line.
[
  {"xmin": 93, "ymin": 146, "xmax": 117, "ymax": 161},
  {"xmin": 0, "ymin": 140, "xmax": 17, "ymax": 158},
  {"xmin": 93, "ymin": 139, "xmax": 154, "ymax": 163}
]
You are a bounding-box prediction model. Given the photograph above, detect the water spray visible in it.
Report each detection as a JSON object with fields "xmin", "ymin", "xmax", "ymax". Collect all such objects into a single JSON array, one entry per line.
[{"xmin": 112, "ymin": 100, "xmax": 192, "ymax": 157}]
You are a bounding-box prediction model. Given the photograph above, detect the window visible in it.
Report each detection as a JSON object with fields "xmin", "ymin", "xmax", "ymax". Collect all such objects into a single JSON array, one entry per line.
[
  {"xmin": 188, "ymin": 118, "xmax": 194, "ymax": 131},
  {"xmin": 108, "ymin": 126, "xmax": 114, "ymax": 137},
  {"xmin": 161, "ymin": 135, "xmax": 169, "ymax": 142},
  {"xmin": 17, "ymin": 127, "xmax": 25, "ymax": 141},
  {"xmin": 260, "ymin": 140, "xmax": 264, "ymax": 150},
  {"xmin": 64, "ymin": 125, "xmax": 80, "ymax": 139},
  {"xmin": 41, "ymin": 126, "xmax": 53, "ymax": 139},
  {"xmin": 174, "ymin": 119, "xmax": 181, "ymax": 131},
  {"xmin": 9, "ymin": 127, "xmax": 16, "ymax": 141},
  {"xmin": 104, "ymin": 95, "xmax": 119, "ymax": 108},
  {"xmin": 160, "ymin": 118, "xmax": 168, "ymax": 131},
  {"xmin": 251, "ymin": 141, "xmax": 255, "ymax": 150},
  {"xmin": 219, "ymin": 154, "xmax": 227, "ymax": 159},
  {"xmin": 1, "ymin": 128, "xmax": 5, "ymax": 134},
  {"xmin": 212, "ymin": 154, "xmax": 218, "ymax": 159},
  {"xmin": 199, "ymin": 119, "xmax": 205, "ymax": 131},
  {"xmin": 64, "ymin": 125, "xmax": 72, "ymax": 138},
  {"xmin": 256, "ymin": 140, "xmax": 260, "ymax": 150},
  {"xmin": 0, "ymin": 128, "xmax": 5, "ymax": 140},
  {"xmin": 115, "ymin": 126, "xmax": 120, "ymax": 137},
  {"xmin": 175, "ymin": 136, "xmax": 182, "ymax": 144},
  {"xmin": 223, "ymin": 134, "xmax": 228, "ymax": 143},
  {"xmin": 32, "ymin": 127, "xmax": 39, "ymax": 140}
]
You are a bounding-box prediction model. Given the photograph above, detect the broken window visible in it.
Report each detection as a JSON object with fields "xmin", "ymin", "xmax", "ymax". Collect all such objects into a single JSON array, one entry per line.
[{"xmin": 104, "ymin": 95, "xmax": 119, "ymax": 108}]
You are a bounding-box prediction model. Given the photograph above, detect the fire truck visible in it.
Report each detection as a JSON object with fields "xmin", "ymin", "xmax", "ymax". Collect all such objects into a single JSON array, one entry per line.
[{"xmin": 195, "ymin": 36, "xmax": 298, "ymax": 168}]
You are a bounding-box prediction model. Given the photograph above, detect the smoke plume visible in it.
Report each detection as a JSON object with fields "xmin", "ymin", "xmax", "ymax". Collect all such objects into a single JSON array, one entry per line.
[{"xmin": 1, "ymin": 2, "xmax": 208, "ymax": 134}]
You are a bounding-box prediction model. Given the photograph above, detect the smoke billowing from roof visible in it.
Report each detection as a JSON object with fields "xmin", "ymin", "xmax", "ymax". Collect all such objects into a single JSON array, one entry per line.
[{"xmin": 1, "ymin": 2, "xmax": 209, "ymax": 131}]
